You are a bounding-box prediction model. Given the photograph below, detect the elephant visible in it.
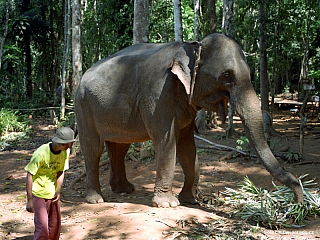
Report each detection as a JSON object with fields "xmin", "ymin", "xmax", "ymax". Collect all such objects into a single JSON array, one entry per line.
[
  {"xmin": 75, "ymin": 33, "xmax": 303, "ymax": 207},
  {"xmin": 56, "ymin": 84, "xmax": 71, "ymax": 104}
]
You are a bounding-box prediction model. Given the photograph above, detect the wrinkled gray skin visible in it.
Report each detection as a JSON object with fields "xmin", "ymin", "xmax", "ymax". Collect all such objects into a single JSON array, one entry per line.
[{"xmin": 75, "ymin": 33, "xmax": 303, "ymax": 207}]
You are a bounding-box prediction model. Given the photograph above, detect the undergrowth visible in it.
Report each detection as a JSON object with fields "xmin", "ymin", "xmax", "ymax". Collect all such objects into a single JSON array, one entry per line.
[{"xmin": 0, "ymin": 109, "xmax": 30, "ymax": 150}]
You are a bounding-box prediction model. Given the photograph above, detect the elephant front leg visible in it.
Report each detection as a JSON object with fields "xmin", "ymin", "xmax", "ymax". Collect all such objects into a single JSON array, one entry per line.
[
  {"xmin": 152, "ymin": 135, "xmax": 180, "ymax": 208},
  {"xmin": 177, "ymin": 124, "xmax": 199, "ymax": 205}
]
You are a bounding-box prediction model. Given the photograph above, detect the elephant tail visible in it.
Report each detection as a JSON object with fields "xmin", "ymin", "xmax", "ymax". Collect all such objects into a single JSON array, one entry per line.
[{"xmin": 74, "ymin": 121, "xmax": 78, "ymax": 139}]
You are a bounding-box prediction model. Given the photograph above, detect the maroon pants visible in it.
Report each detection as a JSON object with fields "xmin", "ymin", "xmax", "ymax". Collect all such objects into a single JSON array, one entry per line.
[{"xmin": 33, "ymin": 195, "xmax": 61, "ymax": 240}]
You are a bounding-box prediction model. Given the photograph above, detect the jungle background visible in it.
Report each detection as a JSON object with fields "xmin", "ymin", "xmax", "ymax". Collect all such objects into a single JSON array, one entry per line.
[
  {"xmin": 1, "ymin": 0, "xmax": 320, "ymax": 239},
  {"xmin": 1, "ymin": 0, "xmax": 320, "ymax": 109}
]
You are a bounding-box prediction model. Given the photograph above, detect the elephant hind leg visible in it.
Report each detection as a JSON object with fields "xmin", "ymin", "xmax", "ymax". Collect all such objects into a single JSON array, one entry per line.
[
  {"xmin": 79, "ymin": 131, "xmax": 105, "ymax": 204},
  {"xmin": 106, "ymin": 141, "xmax": 135, "ymax": 194}
]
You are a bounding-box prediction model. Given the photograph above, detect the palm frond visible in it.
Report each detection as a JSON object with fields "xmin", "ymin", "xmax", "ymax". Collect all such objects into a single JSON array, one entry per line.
[{"xmin": 221, "ymin": 175, "xmax": 320, "ymax": 228}]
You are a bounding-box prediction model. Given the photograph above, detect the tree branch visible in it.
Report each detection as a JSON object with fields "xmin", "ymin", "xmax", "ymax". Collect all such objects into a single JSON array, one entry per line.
[{"xmin": 194, "ymin": 134, "xmax": 247, "ymax": 155}]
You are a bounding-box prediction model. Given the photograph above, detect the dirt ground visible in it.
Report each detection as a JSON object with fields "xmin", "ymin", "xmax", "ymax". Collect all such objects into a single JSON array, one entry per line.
[{"xmin": 0, "ymin": 108, "xmax": 320, "ymax": 240}]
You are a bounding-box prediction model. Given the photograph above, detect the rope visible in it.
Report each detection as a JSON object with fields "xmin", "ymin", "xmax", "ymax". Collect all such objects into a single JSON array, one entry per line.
[{"xmin": 189, "ymin": 43, "xmax": 202, "ymax": 104}]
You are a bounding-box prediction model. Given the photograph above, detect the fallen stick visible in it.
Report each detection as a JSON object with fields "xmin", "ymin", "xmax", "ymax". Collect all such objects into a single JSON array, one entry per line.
[
  {"xmin": 195, "ymin": 135, "xmax": 288, "ymax": 159},
  {"xmin": 194, "ymin": 135, "xmax": 247, "ymax": 155},
  {"xmin": 291, "ymin": 161, "xmax": 320, "ymax": 166}
]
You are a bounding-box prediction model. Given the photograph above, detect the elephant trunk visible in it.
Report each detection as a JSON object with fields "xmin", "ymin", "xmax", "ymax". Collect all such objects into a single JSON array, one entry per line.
[{"xmin": 230, "ymin": 86, "xmax": 303, "ymax": 203}]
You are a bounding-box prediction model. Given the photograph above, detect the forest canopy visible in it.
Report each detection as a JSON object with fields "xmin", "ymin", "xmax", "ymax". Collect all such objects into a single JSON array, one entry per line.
[{"xmin": 0, "ymin": 0, "xmax": 319, "ymax": 111}]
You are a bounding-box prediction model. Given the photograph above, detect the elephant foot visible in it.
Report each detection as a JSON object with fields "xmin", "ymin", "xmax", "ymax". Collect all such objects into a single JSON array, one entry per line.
[
  {"xmin": 152, "ymin": 188, "xmax": 180, "ymax": 208},
  {"xmin": 110, "ymin": 181, "xmax": 135, "ymax": 194},
  {"xmin": 86, "ymin": 190, "xmax": 104, "ymax": 204},
  {"xmin": 178, "ymin": 191, "xmax": 197, "ymax": 205}
]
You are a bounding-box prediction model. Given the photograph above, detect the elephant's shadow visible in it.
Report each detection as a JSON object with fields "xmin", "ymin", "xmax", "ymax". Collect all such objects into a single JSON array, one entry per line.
[
  {"xmin": 62, "ymin": 186, "xmax": 220, "ymax": 214},
  {"xmin": 62, "ymin": 161, "xmax": 225, "ymax": 216}
]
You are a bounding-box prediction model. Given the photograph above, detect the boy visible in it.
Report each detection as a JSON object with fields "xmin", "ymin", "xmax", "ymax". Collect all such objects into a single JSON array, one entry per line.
[{"xmin": 25, "ymin": 127, "xmax": 76, "ymax": 240}]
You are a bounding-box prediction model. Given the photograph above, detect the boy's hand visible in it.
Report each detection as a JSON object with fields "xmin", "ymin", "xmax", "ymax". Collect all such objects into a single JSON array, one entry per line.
[
  {"xmin": 25, "ymin": 172, "xmax": 34, "ymax": 212},
  {"xmin": 54, "ymin": 171, "xmax": 64, "ymax": 202},
  {"xmin": 26, "ymin": 199, "xmax": 34, "ymax": 213},
  {"xmin": 53, "ymin": 191, "xmax": 61, "ymax": 202}
]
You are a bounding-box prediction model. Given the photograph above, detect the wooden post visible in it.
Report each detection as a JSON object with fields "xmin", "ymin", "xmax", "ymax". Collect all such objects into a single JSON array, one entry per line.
[{"xmin": 299, "ymin": 79, "xmax": 312, "ymax": 160}]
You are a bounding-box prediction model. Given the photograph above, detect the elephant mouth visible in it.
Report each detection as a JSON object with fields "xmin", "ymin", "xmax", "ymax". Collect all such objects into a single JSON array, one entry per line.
[{"xmin": 199, "ymin": 92, "xmax": 229, "ymax": 108}]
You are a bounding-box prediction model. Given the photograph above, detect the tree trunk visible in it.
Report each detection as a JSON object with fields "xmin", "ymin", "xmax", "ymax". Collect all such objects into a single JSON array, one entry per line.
[
  {"xmin": 133, "ymin": 0, "xmax": 149, "ymax": 44},
  {"xmin": 61, "ymin": 0, "xmax": 71, "ymax": 119},
  {"xmin": 206, "ymin": 0, "xmax": 217, "ymax": 34},
  {"xmin": 173, "ymin": 0, "xmax": 183, "ymax": 42},
  {"xmin": 258, "ymin": 0, "xmax": 275, "ymax": 140},
  {"xmin": 222, "ymin": 0, "xmax": 234, "ymax": 37},
  {"xmin": 21, "ymin": 0, "xmax": 33, "ymax": 98},
  {"xmin": 270, "ymin": 9, "xmax": 279, "ymax": 113},
  {"xmin": 298, "ymin": 8, "xmax": 311, "ymax": 160},
  {"xmin": 0, "ymin": 0, "xmax": 10, "ymax": 70},
  {"xmin": 194, "ymin": 0, "xmax": 200, "ymax": 41},
  {"xmin": 259, "ymin": 0, "xmax": 268, "ymax": 113},
  {"xmin": 72, "ymin": 0, "xmax": 82, "ymax": 94},
  {"xmin": 299, "ymin": 89, "xmax": 310, "ymax": 160},
  {"xmin": 25, "ymin": 26, "xmax": 32, "ymax": 97},
  {"xmin": 223, "ymin": 0, "xmax": 235, "ymax": 138}
]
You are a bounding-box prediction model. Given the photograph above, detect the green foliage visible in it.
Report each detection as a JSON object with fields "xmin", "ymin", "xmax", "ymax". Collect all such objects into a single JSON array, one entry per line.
[
  {"xmin": 0, "ymin": 109, "xmax": 30, "ymax": 150},
  {"xmin": 285, "ymin": 150, "xmax": 300, "ymax": 163},
  {"xmin": 196, "ymin": 148, "xmax": 206, "ymax": 154},
  {"xmin": 213, "ymin": 132, "xmax": 224, "ymax": 140},
  {"xmin": 81, "ymin": 0, "xmax": 134, "ymax": 69},
  {"xmin": 127, "ymin": 140, "xmax": 155, "ymax": 163},
  {"xmin": 1, "ymin": 45, "xmax": 23, "ymax": 73},
  {"xmin": 222, "ymin": 175, "xmax": 320, "ymax": 228},
  {"xmin": 236, "ymin": 136, "xmax": 251, "ymax": 153},
  {"xmin": 0, "ymin": 43, "xmax": 25, "ymax": 105},
  {"xmin": 58, "ymin": 103, "xmax": 76, "ymax": 128},
  {"xmin": 1, "ymin": 0, "xmax": 64, "ymax": 107},
  {"xmin": 140, "ymin": 140, "xmax": 155, "ymax": 162},
  {"xmin": 149, "ymin": 0, "xmax": 174, "ymax": 43},
  {"xmin": 229, "ymin": 0, "xmax": 320, "ymax": 93},
  {"xmin": 181, "ymin": 0, "xmax": 194, "ymax": 40},
  {"xmin": 0, "ymin": 109, "xmax": 28, "ymax": 136},
  {"xmin": 149, "ymin": 0, "xmax": 195, "ymax": 42},
  {"xmin": 268, "ymin": 138, "xmax": 280, "ymax": 151}
]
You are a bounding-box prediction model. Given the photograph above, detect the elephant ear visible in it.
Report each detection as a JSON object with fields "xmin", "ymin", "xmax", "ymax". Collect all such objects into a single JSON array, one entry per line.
[{"xmin": 170, "ymin": 42, "xmax": 200, "ymax": 102}]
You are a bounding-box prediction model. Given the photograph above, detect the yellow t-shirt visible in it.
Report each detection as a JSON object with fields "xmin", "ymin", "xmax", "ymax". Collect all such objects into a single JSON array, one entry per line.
[{"xmin": 25, "ymin": 143, "xmax": 69, "ymax": 199}]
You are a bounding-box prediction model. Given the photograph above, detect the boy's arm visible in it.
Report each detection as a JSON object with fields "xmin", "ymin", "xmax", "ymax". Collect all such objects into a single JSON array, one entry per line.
[
  {"xmin": 53, "ymin": 171, "xmax": 65, "ymax": 202},
  {"xmin": 26, "ymin": 172, "xmax": 34, "ymax": 212}
]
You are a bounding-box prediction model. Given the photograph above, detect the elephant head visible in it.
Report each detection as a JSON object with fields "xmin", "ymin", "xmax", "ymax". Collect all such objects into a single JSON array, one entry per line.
[{"xmin": 171, "ymin": 33, "xmax": 303, "ymax": 203}]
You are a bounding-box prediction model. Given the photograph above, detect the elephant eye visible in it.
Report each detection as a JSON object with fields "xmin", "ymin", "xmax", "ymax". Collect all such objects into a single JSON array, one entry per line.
[
  {"xmin": 224, "ymin": 72, "xmax": 230, "ymax": 78},
  {"xmin": 219, "ymin": 71, "xmax": 233, "ymax": 82}
]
